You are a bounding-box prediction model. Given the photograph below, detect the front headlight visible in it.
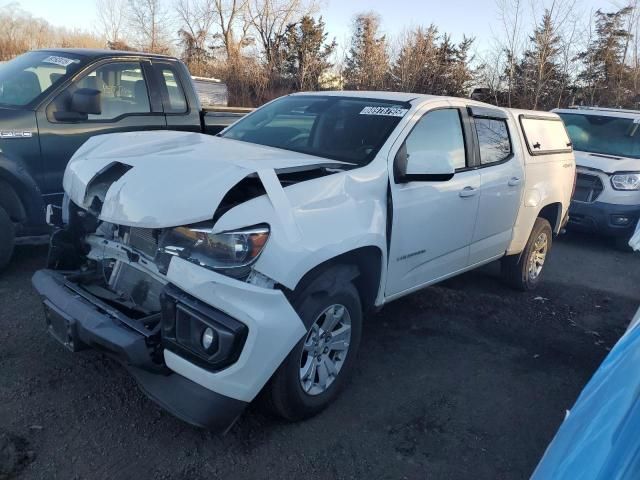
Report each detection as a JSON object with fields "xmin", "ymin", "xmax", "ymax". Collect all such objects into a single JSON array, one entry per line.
[
  {"xmin": 611, "ymin": 173, "xmax": 640, "ymax": 191},
  {"xmin": 159, "ymin": 223, "xmax": 269, "ymax": 277}
]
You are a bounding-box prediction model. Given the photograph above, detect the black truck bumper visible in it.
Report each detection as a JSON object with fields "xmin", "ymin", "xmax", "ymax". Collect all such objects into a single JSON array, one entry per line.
[
  {"xmin": 31, "ymin": 269, "xmax": 247, "ymax": 432},
  {"xmin": 568, "ymin": 201, "xmax": 640, "ymax": 237}
]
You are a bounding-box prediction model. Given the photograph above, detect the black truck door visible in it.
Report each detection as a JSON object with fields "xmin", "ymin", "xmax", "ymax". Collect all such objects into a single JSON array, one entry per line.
[
  {"xmin": 36, "ymin": 59, "xmax": 166, "ymax": 205},
  {"xmin": 150, "ymin": 60, "xmax": 202, "ymax": 132}
]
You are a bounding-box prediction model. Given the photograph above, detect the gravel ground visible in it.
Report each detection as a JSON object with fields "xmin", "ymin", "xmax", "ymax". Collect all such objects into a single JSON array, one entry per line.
[{"xmin": 1, "ymin": 231, "xmax": 638, "ymax": 480}]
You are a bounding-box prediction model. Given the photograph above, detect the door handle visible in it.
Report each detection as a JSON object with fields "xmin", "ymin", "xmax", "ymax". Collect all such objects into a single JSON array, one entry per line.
[
  {"xmin": 508, "ymin": 177, "xmax": 522, "ymax": 187},
  {"xmin": 459, "ymin": 186, "xmax": 478, "ymax": 198}
]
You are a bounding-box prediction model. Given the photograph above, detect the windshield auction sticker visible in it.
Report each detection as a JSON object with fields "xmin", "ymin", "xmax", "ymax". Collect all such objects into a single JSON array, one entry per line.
[
  {"xmin": 360, "ymin": 106, "xmax": 408, "ymax": 117},
  {"xmin": 42, "ymin": 55, "xmax": 80, "ymax": 67}
]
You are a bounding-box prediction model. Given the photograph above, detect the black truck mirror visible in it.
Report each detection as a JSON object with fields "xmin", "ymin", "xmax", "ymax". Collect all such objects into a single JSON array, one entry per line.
[{"xmin": 71, "ymin": 88, "xmax": 101, "ymax": 115}]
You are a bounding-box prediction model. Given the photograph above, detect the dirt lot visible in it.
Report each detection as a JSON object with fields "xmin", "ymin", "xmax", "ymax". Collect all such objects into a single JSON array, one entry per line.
[{"xmin": 1, "ymin": 232, "xmax": 639, "ymax": 480}]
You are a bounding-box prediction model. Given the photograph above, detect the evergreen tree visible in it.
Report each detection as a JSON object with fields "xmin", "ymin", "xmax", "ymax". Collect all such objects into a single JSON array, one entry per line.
[
  {"xmin": 510, "ymin": 10, "xmax": 569, "ymax": 110},
  {"xmin": 279, "ymin": 16, "xmax": 336, "ymax": 91},
  {"xmin": 577, "ymin": 7, "xmax": 634, "ymax": 106},
  {"xmin": 344, "ymin": 13, "xmax": 389, "ymax": 90},
  {"xmin": 391, "ymin": 26, "xmax": 474, "ymax": 96}
]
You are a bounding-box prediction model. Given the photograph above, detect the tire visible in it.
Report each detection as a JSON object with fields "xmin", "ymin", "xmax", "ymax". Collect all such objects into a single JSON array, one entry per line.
[
  {"xmin": 0, "ymin": 206, "xmax": 15, "ymax": 270},
  {"xmin": 261, "ymin": 265, "xmax": 363, "ymax": 421},
  {"xmin": 501, "ymin": 217, "xmax": 552, "ymax": 291}
]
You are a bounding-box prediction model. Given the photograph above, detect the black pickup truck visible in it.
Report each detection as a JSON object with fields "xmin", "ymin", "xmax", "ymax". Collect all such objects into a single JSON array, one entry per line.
[{"xmin": 0, "ymin": 48, "xmax": 249, "ymax": 269}]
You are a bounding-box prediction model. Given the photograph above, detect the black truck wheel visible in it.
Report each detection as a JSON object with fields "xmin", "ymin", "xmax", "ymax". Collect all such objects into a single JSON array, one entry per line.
[
  {"xmin": 0, "ymin": 206, "xmax": 15, "ymax": 270},
  {"xmin": 261, "ymin": 265, "xmax": 363, "ymax": 421},
  {"xmin": 501, "ymin": 217, "xmax": 553, "ymax": 291}
]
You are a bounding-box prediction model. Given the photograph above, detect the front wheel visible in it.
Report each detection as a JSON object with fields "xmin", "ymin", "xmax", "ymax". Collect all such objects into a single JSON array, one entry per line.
[
  {"xmin": 501, "ymin": 217, "xmax": 552, "ymax": 291},
  {"xmin": 261, "ymin": 266, "xmax": 362, "ymax": 421}
]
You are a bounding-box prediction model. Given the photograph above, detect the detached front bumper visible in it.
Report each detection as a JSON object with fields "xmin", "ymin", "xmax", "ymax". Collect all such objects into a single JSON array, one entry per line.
[
  {"xmin": 32, "ymin": 269, "xmax": 248, "ymax": 431},
  {"xmin": 568, "ymin": 201, "xmax": 640, "ymax": 237}
]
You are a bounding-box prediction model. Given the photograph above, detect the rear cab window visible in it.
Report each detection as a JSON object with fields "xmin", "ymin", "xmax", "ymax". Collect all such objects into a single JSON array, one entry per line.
[
  {"xmin": 519, "ymin": 116, "xmax": 573, "ymax": 156},
  {"xmin": 156, "ymin": 64, "xmax": 188, "ymax": 114},
  {"xmin": 475, "ymin": 117, "xmax": 512, "ymax": 165}
]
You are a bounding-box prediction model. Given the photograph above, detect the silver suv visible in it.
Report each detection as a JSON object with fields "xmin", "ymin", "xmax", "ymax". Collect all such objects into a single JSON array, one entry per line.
[{"xmin": 554, "ymin": 107, "xmax": 640, "ymax": 249}]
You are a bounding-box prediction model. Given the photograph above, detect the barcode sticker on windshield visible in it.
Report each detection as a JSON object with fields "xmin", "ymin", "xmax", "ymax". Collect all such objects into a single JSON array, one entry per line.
[
  {"xmin": 634, "ymin": 118, "xmax": 640, "ymax": 124},
  {"xmin": 42, "ymin": 55, "xmax": 79, "ymax": 67},
  {"xmin": 360, "ymin": 106, "xmax": 408, "ymax": 117}
]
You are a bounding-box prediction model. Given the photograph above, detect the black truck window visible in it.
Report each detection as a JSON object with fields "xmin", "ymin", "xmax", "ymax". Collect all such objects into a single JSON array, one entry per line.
[
  {"xmin": 74, "ymin": 62, "xmax": 151, "ymax": 120},
  {"xmin": 156, "ymin": 65, "xmax": 188, "ymax": 114}
]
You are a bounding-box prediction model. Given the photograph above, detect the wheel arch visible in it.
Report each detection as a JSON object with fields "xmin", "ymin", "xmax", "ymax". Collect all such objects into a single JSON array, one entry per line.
[
  {"xmin": 0, "ymin": 177, "xmax": 26, "ymax": 222},
  {"xmin": 537, "ymin": 202, "xmax": 563, "ymax": 234},
  {"xmin": 0, "ymin": 156, "xmax": 45, "ymax": 228},
  {"xmin": 289, "ymin": 246, "xmax": 384, "ymax": 314}
]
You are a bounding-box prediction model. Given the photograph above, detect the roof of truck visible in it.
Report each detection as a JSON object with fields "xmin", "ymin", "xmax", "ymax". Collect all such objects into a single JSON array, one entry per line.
[
  {"xmin": 34, "ymin": 48, "xmax": 177, "ymax": 60},
  {"xmin": 554, "ymin": 106, "xmax": 640, "ymax": 120},
  {"xmin": 292, "ymin": 91, "xmax": 437, "ymax": 103}
]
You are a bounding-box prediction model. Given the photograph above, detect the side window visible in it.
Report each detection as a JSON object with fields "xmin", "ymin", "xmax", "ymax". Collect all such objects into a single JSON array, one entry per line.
[
  {"xmin": 157, "ymin": 66, "xmax": 187, "ymax": 113},
  {"xmin": 75, "ymin": 62, "xmax": 150, "ymax": 120},
  {"xmin": 404, "ymin": 109, "xmax": 467, "ymax": 171},
  {"xmin": 520, "ymin": 117, "xmax": 572, "ymax": 155},
  {"xmin": 475, "ymin": 118, "xmax": 512, "ymax": 165}
]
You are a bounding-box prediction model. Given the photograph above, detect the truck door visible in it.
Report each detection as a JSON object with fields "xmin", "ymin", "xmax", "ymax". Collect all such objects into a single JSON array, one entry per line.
[
  {"xmin": 36, "ymin": 59, "xmax": 166, "ymax": 205},
  {"xmin": 464, "ymin": 106, "xmax": 525, "ymax": 264},
  {"xmin": 386, "ymin": 103, "xmax": 481, "ymax": 298},
  {"xmin": 150, "ymin": 61, "xmax": 201, "ymax": 132}
]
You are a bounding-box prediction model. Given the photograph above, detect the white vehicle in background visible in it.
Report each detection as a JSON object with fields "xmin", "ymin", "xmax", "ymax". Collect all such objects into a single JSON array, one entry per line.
[
  {"xmin": 191, "ymin": 75, "xmax": 229, "ymax": 107},
  {"xmin": 554, "ymin": 107, "xmax": 640, "ymax": 250},
  {"xmin": 33, "ymin": 92, "xmax": 575, "ymax": 431}
]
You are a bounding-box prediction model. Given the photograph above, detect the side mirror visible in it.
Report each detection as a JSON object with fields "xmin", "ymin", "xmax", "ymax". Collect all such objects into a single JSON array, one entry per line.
[
  {"xmin": 397, "ymin": 148, "xmax": 456, "ymax": 183},
  {"xmin": 71, "ymin": 88, "xmax": 101, "ymax": 115}
]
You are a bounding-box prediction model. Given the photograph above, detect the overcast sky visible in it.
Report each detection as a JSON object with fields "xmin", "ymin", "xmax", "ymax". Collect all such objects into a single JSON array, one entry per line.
[{"xmin": 10, "ymin": 0, "xmax": 625, "ymax": 55}]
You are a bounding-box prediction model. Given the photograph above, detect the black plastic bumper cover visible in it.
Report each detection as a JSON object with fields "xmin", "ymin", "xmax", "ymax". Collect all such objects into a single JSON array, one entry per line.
[
  {"xmin": 569, "ymin": 201, "xmax": 640, "ymax": 237},
  {"xmin": 31, "ymin": 269, "xmax": 247, "ymax": 431}
]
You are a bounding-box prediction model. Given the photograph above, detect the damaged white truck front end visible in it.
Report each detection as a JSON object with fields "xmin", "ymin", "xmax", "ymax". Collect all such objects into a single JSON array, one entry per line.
[
  {"xmin": 34, "ymin": 118, "xmax": 391, "ymax": 429},
  {"xmin": 33, "ymin": 92, "xmax": 574, "ymax": 430}
]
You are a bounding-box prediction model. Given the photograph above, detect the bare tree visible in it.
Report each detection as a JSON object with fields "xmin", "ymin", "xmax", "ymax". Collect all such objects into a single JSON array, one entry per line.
[
  {"xmin": 392, "ymin": 26, "xmax": 439, "ymax": 93},
  {"xmin": 496, "ymin": 0, "xmax": 524, "ymax": 106},
  {"xmin": 95, "ymin": 0, "xmax": 128, "ymax": 46},
  {"xmin": 175, "ymin": 0, "xmax": 218, "ymax": 74},
  {"xmin": 248, "ymin": 0, "xmax": 316, "ymax": 67},
  {"xmin": 526, "ymin": 0, "xmax": 577, "ymax": 109},
  {"xmin": 128, "ymin": 0, "xmax": 172, "ymax": 54},
  {"xmin": 211, "ymin": 0, "xmax": 252, "ymax": 61}
]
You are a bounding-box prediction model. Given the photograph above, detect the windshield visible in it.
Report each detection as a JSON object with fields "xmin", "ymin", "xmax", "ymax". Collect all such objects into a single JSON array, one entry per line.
[
  {"xmin": 558, "ymin": 112, "xmax": 640, "ymax": 159},
  {"xmin": 221, "ymin": 95, "xmax": 411, "ymax": 165},
  {"xmin": 0, "ymin": 51, "xmax": 85, "ymax": 107}
]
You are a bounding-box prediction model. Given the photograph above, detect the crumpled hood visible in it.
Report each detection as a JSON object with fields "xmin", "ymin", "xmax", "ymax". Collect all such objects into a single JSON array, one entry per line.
[
  {"xmin": 64, "ymin": 130, "xmax": 339, "ymax": 228},
  {"xmin": 574, "ymin": 150, "xmax": 640, "ymax": 174}
]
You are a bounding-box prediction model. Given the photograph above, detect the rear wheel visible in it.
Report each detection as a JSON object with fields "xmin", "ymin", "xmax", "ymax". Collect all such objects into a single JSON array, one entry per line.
[
  {"xmin": 0, "ymin": 206, "xmax": 15, "ymax": 270},
  {"xmin": 262, "ymin": 266, "xmax": 362, "ymax": 421},
  {"xmin": 501, "ymin": 217, "xmax": 552, "ymax": 291}
]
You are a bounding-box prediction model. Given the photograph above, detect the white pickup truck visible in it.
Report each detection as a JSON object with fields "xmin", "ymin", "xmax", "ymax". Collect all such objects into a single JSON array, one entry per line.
[{"xmin": 33, "ymin": 92, "xmax": 575, "ymax": 431}]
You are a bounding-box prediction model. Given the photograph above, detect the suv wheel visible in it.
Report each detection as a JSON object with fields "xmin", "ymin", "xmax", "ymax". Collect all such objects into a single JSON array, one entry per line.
[
  {"xmin": 0, "ymin": 206, "xmax": 15, "ymax": 270},
  {"xmin": 261, "ymin": 265, "xmax": 362, "ymax": 421},
  {"xmin": 501, "ymin": 217, "xmax": 552, "ymax": 291}
]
